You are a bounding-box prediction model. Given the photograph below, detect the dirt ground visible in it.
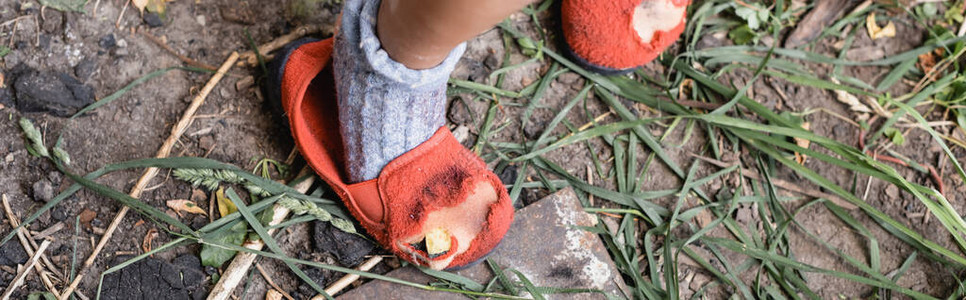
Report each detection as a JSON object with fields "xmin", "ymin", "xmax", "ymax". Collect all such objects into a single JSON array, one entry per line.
[{"xmin": 0, "ymin": 0, "xmax": 964, "ymax": 299}]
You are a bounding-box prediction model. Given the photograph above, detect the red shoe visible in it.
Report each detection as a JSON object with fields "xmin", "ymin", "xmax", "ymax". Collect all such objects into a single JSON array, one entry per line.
[
  {"xmin": 273, "ymin": 38, "xmax": 514, "ymax": 270},
  {"xmin": 561, "ymin": 0, "xmax": 690, "ymax": 74}
]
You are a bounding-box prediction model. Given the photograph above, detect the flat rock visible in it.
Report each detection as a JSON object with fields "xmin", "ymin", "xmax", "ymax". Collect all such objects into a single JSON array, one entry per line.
[
  {"xmin": 100, "ymin": 255, "xmax": 207, "ymax": 300},
  {"xmin": 338, "ymin": 188, "xmax": 627, "ymax": 299},
  {"xmin": 12, "ymin": 68, "xmax": 94, "ymax": 117}
]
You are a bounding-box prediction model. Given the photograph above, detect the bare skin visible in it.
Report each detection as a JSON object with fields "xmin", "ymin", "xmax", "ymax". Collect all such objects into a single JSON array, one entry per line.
[{"xmin": 377, "ymin": 0, "xmax": 537, "ymax": 69}]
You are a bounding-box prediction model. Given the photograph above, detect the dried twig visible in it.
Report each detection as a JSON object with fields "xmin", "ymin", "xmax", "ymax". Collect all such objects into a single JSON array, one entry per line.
[
  {"xmin": 2, "ymin": 195, "xmax": 62, "ymax": 298},
  {"xmin": 31, "ymin": 222, "xmax": 64, "ymax": 240},
  {"xmin": 238, "ymin": 24, "xmax": 330, "ymax": 66},
  {"xmin": 57, "ymin": 52, "xmax": 240, "ymax": 300},
  {"xmin": 313, "ymin": 256, "xmax": 384, "ymax": 299},
  {"xmin": 140, "ymin": 31, "xmax": 219, "ymax": 71},
  {"xmin": 207, "ymin": 167, "xmax": 315, "ymax": 300},
  {"xmin": 114, "ymin": 0, "xmax": 129, "ymax": 29},
  {"xmin": 92, "ymin": 0, "xmax": 102, "ymax": 19},
  {"xmin": 1, "ymin": 240, "xmax": 51, "ymax": 300}
]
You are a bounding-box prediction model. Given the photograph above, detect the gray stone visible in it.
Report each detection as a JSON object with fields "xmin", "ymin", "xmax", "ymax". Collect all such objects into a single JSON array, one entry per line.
[
  {"xmin": 51, "ymin": 204, "xmax": 68, "ymax": 221},
  {"xmin": 143, "ymin": 12, "xmax": 164, "ymax": 28},
  {"xmin": 114, "ymin": 48, "xmax": 129, "ymax": 57},
  {"xmin": 338, "ymin": 188, "xmax": 627, "ymax": 299},
  {"xmin": 99, "ymin": 34, "xmax": 117, "ymax": 49},
  {"xmin": 32, "ymin": 179, "xmax": 54, "ymax": 202}
]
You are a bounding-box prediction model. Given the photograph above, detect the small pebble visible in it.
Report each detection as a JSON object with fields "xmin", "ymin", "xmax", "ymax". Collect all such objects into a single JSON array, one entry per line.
[
  {"xmin": 32, "ymin": 179, "xmax": 54, "ymax": 202},
  {"xmin": 99, "ymin": 34, "xmax": 116, "ymax": 49},
  {"xmin": 144, "ymin": 12, "xmax": 164, "ymax": 28},
  {"xmin": 51, "ymin": 205, "xmax": 68, "ymax": 221}
]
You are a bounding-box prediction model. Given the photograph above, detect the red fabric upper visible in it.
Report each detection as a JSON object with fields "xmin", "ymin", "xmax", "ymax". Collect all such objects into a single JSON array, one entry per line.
[
  {"xmin": 279, "ymin": 39, "xmax": 513, "ymax": 269},
  {"xmin": 377, "ymin": 127, "xmax": 514, "ymax": 267},
  {"xmin": 561, "ymin": 0, "xmax": 688, "ymax": 70}
]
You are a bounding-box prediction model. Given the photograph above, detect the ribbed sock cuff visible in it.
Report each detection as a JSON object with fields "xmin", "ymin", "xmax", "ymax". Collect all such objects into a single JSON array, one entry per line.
[{"xmin": 333, "ymin": 0, "xmax": 466, "ymax": 182}]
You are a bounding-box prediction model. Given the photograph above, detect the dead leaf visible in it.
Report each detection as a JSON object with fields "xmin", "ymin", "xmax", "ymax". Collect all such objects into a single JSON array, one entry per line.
[
  {"xmin": 131, "ymin": 0, "xmax": 148, "ymax": 14},
  {"xmin": 830, "ymin": 78, "xmax": 872, "ymax": 115},
  {"xmin": 167, "ymin": 199, "xmax": 207, "ymax": 217},
  {"xmin": 216, "ymin": 187, "xmax": 238, "ymax": 218},
  {"xmin": 190, "ymin": 189, "xmax": 208, "ymax": 202},
  {"xmin": 142, "ymin": 228, "xmax": 158, "ymax": 254},
  {"xmin": 79, "ymin": 209, "xmax": 97, "ymax": 230},
  {"xmin": 693, "ymin": 209, "xmax": 712, "ymax": 228},
  {"xmin": 266, "ymin": 290, "xmax": 284, "ymax": 300},
  {"xmin": 918, "ymin": 48, "xmax": 943, "ymax": 78},
  {"xmin": 794, "ymin": 122, "xmax": 812, "ymax": 165},
  {"xmin": 678, "ymin": 78, "xmax": 694, "ymax": 100},
  {"xmin": 146, "ymin": 0, "xmax": 170, "ymax": 14},
  {"xmin": 866, "ymin": 13, "xmax": 896, "ymax": 40}
]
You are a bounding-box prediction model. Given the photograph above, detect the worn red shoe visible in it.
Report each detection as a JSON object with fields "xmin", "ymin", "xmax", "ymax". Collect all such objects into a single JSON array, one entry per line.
[
  {"xmin": 561, "ymin": 0, "xmax": 689, "ymax": 74},
  {"xmin": 272, "ymin": 38, "xmax": 514, "ymax": 270}
]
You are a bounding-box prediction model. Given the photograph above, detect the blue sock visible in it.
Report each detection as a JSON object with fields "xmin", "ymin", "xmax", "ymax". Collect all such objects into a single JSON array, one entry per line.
[{"xmin": 333, "ymin": 0, "xmax": 466, "ymax": 182}]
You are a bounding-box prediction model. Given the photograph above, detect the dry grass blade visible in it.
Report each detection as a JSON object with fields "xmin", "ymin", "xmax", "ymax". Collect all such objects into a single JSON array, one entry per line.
[
  {"xmin": 140, "ymin": 31, "xmax": 219, "ymax": 71},
  {"xmin": 2, "ymin": 194, "xmax": 61, "ymax": 298}
]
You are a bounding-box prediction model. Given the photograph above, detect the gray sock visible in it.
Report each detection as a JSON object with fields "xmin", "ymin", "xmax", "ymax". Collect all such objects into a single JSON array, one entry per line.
[{"xmin": 334, "ymin": 0, "xmax": 466, "ymax": 183}]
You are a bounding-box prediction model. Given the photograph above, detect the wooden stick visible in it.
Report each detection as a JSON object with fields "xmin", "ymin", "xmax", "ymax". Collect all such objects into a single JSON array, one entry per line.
[
  {"xmin": 238, "ymin": 24, "xmax": 329, "ymax": 66},
  {"xmin": 313, "ymin": 256, "xmax": 384, "ymax": 299},
  {"xmin": 2, "ymin": 195, "xmax": 62, "ymax": 298},
  {"xmin": 140, "ymin": 31, "xmax": 219, "ymax": 71},
  {"xmin": 57, "ymin": 52, "xmax": 240, "ymax": 300},
  {"xmin": 206, "ymin": 168, "xmax": 314, "ymax": 300},
  {"xmin": 31, "ymin": 222, "xmax": 64, "ymax": 240},
  {"xmin": 1, "ymin": 240, "xmax": 51, "ymax": 300}
]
